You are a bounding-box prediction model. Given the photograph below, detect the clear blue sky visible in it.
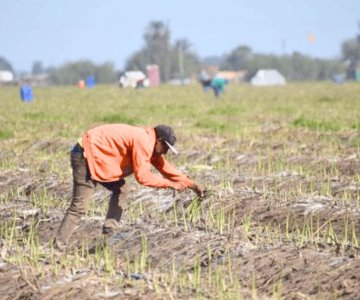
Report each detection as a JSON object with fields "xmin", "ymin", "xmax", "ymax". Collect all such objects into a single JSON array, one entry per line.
[{"xmin": 1, "ymin": 0, "xmax": 359, "ymax": 72}]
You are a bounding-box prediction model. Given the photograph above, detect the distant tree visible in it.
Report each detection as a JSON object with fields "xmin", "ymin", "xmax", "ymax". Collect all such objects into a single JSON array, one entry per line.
[
  {"xmin": 289, "ymin": 52, "xmax": 317, "ymax": 80},
  {"xmin": 125, "ymin": 23, "xmax": 346, "ymax": 82},
  {"xmin": 0, "ymin": 56, "xmax": 14, "ymax": 72},
  {"xmin": 31, "ymin": 60, "xmax": 44, "ymax": 75},
  {"xmin": 315, "ymin": 58, "xmax": 345, "ymax": 80},
  {"xmin": 126, "ymin": 36, "xmax": 199, "ymax": 81},
  {"xmin": 125, "ymin": 21, "xmax": 172, "ymax": 82},
  {"xmin": 201, "ymin": 55, "xmax": 225, "ymax": 67},
  {"xmin": 221, "ymin": 45, "xmax": 253, "ymax": 70},
  {"xmin": 170, "ymin": 39, "xmax": 199, "ymax": 79},
  {"xmin": 125, "ymin": 48, "xmax": 148, "ymax": 71},
  {"xmin": 341, "ymin": 25, "xmax": 360, "ymax": 79},
  {"xmin": 223, "ymin": 50, "xmax": 343, "ymax": 81},
  {"xmin": 50, "ymin": 60, "xmax": 116, "ymax": 85},
  {"xmin": 143, "ymin": 21, "xmax": 171, "ymax": 82},
  {"xmin": 96, "ymin": 62, "xmax": 117, "ymax": 83}
]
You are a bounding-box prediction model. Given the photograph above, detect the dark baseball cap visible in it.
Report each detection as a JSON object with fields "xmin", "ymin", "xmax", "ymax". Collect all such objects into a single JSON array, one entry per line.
[{"xmin": 154, "ymin": 124, "xmax": 178, "ymax": 154}]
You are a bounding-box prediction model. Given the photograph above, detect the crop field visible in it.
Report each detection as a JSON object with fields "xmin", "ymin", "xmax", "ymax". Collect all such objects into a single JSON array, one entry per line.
[{"xmin": 0, "ymin": 82, "xmax": 360, "ymax": 299}]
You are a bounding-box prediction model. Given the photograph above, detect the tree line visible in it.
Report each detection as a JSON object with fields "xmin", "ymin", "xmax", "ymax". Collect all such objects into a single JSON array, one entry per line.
[{"xmin": 1, "ymin": 21, "xmax": 359, "ymax": 84}]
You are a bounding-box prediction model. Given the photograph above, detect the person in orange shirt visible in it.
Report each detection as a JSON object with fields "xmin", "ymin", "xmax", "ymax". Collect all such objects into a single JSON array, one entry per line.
[{"xmin": 55, "ymin": 124, "xmax": 205, "ymax": 250}]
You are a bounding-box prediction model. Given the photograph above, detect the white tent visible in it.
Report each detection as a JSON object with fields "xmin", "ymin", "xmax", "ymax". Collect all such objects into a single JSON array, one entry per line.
[{"xmin": 250, "ymin": 69, "xmax": 286, "ymax": 86}]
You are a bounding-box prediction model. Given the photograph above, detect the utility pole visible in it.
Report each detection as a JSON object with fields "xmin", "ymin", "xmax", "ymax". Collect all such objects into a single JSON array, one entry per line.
[{"xmin": 178, "ymin": 44, "xmax": 184, "ymax": 84}]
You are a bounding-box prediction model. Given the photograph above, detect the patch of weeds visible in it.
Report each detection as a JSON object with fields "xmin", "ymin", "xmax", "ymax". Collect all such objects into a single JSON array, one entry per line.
[
  {"xmin": 349, "ymin": 136, "xmax": 360, "ymax": 147},
  {"xmin": 143, "ymin": 104, "xmax": 163, "ymax": 114},
  {"xmin": 195, "ymin": 119, "xmax": 228, "ymax": 133},
  {"xmin": 58, "ymin": 130, "xmax": 73, "ymax": 138},
  {"xmin": 0, "ymin": 129, "xmax": 14, "ymax": 140},
  {"xmin": 292, "ymin": 116, "xmax": 340, "ymax": 132},
  {"xmin": 351, "ymin": 122, "xmax": 360, "ymax": 131},
  {"xmin": 208, "ymin": 106, "xmax": 245, "ymax": 116},
  {"xmin": 173, "ymin": 104, "xmax": 198, "ymax": 117},
  {"xmin": 99, "ymin": 114, "xmax": 140, "ymax": 125},
  {"xmin": 273, "ymin": 105, "xmax": 295, "ymax": 115},
  {"xmin": 317, "ymin": 96, "xmax": 336, "ymax": 103},
  {"xmin": 24, "ymin": 112, "xmax": 46, "ymax": 120}
]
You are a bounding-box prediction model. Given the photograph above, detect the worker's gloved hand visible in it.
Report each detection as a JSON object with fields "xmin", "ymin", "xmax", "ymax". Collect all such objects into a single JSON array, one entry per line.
[{"xmin": 189, "ymin": 183, "xmax": 207, "ymax": 198}]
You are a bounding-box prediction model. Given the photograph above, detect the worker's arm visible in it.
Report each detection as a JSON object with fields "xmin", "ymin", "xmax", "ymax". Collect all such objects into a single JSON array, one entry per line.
[
  {"xmin": 151, "ymin": 155, "xmax": 205, "ymax": 197},
  {"xmin": 131, "ymin": 141, "xmax": 173, "ymax": 188}
]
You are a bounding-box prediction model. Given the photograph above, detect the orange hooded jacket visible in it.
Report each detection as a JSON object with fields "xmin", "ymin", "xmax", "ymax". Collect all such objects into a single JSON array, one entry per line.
[{"xmin": 81, "ymin": 124, "xmax": 194, "ymax": 188}]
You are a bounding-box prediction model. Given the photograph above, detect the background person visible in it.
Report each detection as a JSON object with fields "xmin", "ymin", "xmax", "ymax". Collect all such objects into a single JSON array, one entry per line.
[
  {"xmin": 198, "ymin": 70, "xmax": 212, "ymax": 93},
  {"xmin": 211, "ymin": 77, "xmax": 228, "ymax": 98}
]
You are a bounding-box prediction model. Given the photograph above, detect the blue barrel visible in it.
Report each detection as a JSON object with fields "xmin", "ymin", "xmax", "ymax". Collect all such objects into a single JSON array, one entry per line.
[
  {"xmin": 86, "ymin": 76, "xmax": 95, "ymax": 88},
  {"xmin": 20, "ymin": 85, "xmax": 33, "ymax": 102}
]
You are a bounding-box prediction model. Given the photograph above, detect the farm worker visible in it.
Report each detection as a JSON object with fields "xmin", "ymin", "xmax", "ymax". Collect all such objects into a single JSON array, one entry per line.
[
  {"xmin": 55, "ymin": 124, "xmax": 205, "ymax": 250},
  {"xmin": 211, "ymin": 77, "xmax": 228, "ymax": 98},
  {"xmin": 198, "ymin": 70, "xmax": 212, "ymax": 92}
]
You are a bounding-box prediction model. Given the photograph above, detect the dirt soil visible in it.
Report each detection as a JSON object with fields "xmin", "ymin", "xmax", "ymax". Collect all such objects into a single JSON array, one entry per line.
[{"xmin": 1, "ymin": 132, "xmax": 360, "ymax": 299}]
